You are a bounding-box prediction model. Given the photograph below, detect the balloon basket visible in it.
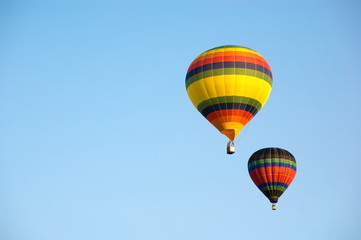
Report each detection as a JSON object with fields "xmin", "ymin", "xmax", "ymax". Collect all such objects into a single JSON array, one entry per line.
[{"xmin": 227, "ymin": 141, "xmax": 235, "ymax": 154}]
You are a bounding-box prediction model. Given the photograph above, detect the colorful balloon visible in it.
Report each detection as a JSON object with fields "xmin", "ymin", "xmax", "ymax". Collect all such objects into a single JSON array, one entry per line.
[
  {"xmin": 185, "ymin": 45, "xmax": 272, "ymax": 153},
  {"xmin": 248, "ymin": 148, "xmax": 297, "ymax": 210}
]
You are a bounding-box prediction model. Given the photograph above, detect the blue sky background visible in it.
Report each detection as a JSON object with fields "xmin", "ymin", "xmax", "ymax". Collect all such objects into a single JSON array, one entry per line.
[{"xmin": 1, "ymin": 0, "xmax": 360, "ymax": 239}]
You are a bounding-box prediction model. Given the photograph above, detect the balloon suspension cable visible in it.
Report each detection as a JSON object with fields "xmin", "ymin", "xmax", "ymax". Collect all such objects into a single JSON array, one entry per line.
[{"xmin": 272, "ymin": 203, "xmax": 277, "ymax": 210}]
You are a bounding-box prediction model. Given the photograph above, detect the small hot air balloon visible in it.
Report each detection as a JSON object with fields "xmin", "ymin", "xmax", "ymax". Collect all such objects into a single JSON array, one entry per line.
[
  {"xmin": 248, "ymin": 148, "xmax": 297, "ymax": 210},
  {"xmin": 185, "ymin": 45, "xmax": 272, "ymax": 154}
]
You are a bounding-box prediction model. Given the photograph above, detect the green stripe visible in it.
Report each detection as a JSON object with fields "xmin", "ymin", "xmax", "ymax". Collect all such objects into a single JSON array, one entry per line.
[
  {"xmin": 186, "ymin": 68, "xmax": 273, "ymax": 89},
  {"xmin": 197, "ymin": 96, "xmax": 262, "ymax": 113},
  {"xmin": 248, "ymin": 158, "xmax": 297, "ymax": 169},
  {"xmin": 208, "ymin": 45, "xmax": 251, "ymax": 51},
  {"xmin": 260, "ymin": 185, "xmax": 287, "ymax": 192}
]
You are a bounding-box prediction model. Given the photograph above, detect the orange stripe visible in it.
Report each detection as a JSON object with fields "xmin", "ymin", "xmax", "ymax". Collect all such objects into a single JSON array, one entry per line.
[{"xmin": 188, "ymin": 55, "xmax": 269, "ymax": 72}]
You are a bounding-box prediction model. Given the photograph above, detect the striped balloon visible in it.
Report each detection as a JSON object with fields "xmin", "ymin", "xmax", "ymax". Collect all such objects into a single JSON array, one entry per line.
[
  {"xmin": 185, "ymin": 45, "xmax": 272, "ymax": 141},
  {"xmin": 248, "ymin": 148, "xmax": 297, "ymax": 210}
]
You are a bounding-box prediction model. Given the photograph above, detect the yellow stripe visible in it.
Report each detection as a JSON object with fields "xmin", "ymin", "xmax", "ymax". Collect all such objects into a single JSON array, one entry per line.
[
  {"xmin": 198, "ymin": 47, "xmax": 262, "ymax": 57},
  {"xmin": 186, "ymin": 75, "xmax": 272, "ymax": 108}
]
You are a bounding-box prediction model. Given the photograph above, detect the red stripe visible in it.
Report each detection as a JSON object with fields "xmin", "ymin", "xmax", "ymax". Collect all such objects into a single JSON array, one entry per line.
[
  {"xmin": 249, "ymin": 167, "xmax": 296, "ymax": 186},
  {"xmin": 206, "ymin": 109, "xmax": 253, "ymax": 125},
  {"xmin": 187, "ymin": 51, "xmax": 270, "ymax": 73}
]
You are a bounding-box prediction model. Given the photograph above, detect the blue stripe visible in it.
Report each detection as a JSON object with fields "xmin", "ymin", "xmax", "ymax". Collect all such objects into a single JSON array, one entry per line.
[{"xmin": 248, "ymin": 162, "xmax": 296, "ymax": 172}]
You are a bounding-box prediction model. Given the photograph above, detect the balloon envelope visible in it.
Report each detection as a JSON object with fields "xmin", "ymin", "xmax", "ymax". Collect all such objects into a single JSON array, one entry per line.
[
  {"xmin": 185, "ymin": 45, "xmax": 273, "ymax": 141},
  {"xmin": 248, "ymin": 147, "xmax": 297, "ymax": 208}
]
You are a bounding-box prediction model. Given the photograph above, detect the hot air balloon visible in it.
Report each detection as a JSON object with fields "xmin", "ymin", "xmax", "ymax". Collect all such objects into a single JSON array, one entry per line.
[
  {"xmin": 248, "ymin": 147, "xmax": 297, "ymax": 210},
  {"xmin": 185, "ymin": 45, "xmax": 272, "ymax": 154}
]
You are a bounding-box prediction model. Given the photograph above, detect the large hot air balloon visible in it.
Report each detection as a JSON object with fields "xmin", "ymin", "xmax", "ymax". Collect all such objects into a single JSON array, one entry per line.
[
  {"xmin": 248, "ymin": 147, "xmax": 297, "ymax": 210},
  {"xmin": 185, "ymin": 45, "xmax": 272, "ymax": 154}
]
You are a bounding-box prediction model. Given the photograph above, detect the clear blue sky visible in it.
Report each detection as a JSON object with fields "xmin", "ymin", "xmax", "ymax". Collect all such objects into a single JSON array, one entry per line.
[{"xmin": 1, "ymin": 0, "xmax": 360, "ymax": 239}]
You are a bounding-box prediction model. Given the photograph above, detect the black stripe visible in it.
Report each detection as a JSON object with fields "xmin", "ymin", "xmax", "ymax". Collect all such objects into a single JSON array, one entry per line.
[
  {"xmin": 186, "ymin": 61, "xmax": 272, "ymax": 81},
  {"xmin": 261, "ymin": 190, "xmax": 284, "ymax": 203},
  {"xmin": 248, "ymin": 148, "xmax": 297, "ymax": 164}
]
